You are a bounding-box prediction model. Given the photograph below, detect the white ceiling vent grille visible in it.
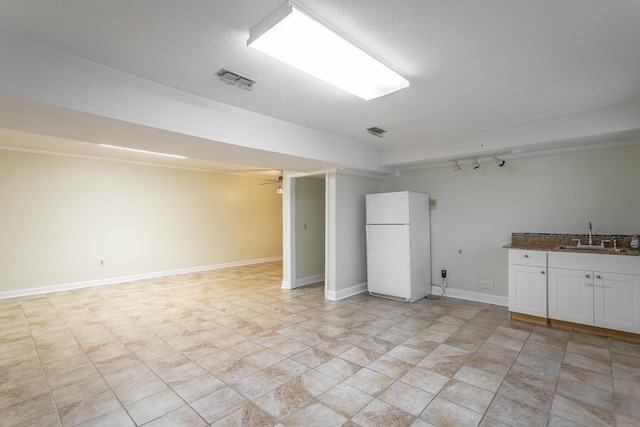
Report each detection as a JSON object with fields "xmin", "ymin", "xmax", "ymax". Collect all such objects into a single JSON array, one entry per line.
[
  {"xmin": 367, "ymin": 127, "xmax": 387, "ymax": 137},
  {"xmin": 216, "ymin": 68, "xmax": 255, "ymax": 91}
]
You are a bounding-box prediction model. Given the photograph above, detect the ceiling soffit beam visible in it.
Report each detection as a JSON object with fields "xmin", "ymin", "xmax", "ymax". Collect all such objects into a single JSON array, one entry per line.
[
  {"xmin": 379, "ymin": 101, "xmax": 640, "ymax": 168},
  {"xmin": 0, "ymin": 30, "xmax": 392, "ymax": 174}
]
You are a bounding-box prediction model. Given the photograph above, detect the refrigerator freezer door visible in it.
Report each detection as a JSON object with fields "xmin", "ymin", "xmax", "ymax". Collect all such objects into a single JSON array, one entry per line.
[
  {"xmin": 366, "ymin": 224, "xmax": 411, "ymax": 300},
  {"xmin": 366, "ymin": 192, "xmax": 410, "ymax": 225}
]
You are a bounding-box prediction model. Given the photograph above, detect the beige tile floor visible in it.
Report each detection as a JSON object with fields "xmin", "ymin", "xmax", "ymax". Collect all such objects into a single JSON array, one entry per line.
[{"xmin": 1, "ymin": 261, "xmax": 640, "ymax": 426}]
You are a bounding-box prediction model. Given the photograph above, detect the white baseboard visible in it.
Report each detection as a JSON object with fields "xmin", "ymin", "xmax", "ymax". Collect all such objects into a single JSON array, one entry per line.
[
  {"xmin": 326, "ymin": 282, "xmax": 367, "ymax": 301},
  {"xmin": 282, "ymin": 274, "xmax": 325, "ymax": 290},
  {"xmin": 431, "ymin": 285, "xmax": 507, "ymax": 307},
  {"xmin": 0, "ymin": 256, "xmax": 282, "ymax": 300},
  {"xmin": 294, "ymin": 274, "xmax": 324, "ymax": 288}
]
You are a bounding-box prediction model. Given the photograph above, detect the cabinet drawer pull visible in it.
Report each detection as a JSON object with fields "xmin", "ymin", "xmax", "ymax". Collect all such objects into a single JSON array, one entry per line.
[
  {"xmin": 585, "ymin": 274, "xmax": 591, "ymax": 279},
  {"xmin": 596, "ymin": 275, "xmax": 602, "ymax": 280},
  {"xmin": 524, "ymin": 254, "xmax": 529, "ymax": 258},
  {"xmin": 540, "ymin": 270, "xmax": 545, "ymax": 275}
]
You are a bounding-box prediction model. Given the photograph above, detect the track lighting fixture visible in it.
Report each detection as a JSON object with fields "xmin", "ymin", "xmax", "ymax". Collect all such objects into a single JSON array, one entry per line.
[{"xmin": 450, "ymin": 153, "xmax": 510, "ymax": 171}]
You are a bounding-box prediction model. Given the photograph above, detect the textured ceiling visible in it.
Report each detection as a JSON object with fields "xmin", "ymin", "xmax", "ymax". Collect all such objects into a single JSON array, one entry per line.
[{"xmin": 0, "ymin": 0, "xmax": 639, "ymax": 170}]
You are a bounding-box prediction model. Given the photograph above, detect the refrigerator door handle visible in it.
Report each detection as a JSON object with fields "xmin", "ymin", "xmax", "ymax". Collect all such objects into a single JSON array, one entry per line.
[{"xmin": 366, "ymin": 225, "xmax": 370, "ymax": 252}]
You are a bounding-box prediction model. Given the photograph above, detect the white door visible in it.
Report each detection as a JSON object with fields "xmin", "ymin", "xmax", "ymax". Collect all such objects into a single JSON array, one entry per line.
[
  {"xmin": 595, "ymin": 272, "xmax": 640, "ymax": 333},
  {"xmin": 508, "ymin": 264, "xmax": 547, "ymax": 317},
  {"xmin": 366, "ymin": 224, "xmax": 411, "ymax": 300},
  {"xmin": 548, "ymin": 267, "xmax": 594, "ymax": 325}
]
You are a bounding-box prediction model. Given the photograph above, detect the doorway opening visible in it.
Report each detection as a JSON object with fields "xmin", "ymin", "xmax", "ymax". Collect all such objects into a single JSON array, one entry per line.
[{"xmin": 282, "ymin": 172, "xmax": 329, "ymax": 297}]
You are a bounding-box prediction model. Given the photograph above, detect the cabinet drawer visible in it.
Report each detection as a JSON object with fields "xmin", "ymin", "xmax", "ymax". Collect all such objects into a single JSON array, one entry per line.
[
  {"xmin": 548, "ymin": 252, "xmax": 640, "ymax": 275},
  {"xmin": 508, "ymin": 249, "xmax": 547, "ymax": 267}
]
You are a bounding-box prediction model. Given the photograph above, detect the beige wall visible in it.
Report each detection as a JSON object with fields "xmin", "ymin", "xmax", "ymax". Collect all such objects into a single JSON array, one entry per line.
[{"xmin": 0, "ymin": 149, "xmax": 282, "ymax": 293}]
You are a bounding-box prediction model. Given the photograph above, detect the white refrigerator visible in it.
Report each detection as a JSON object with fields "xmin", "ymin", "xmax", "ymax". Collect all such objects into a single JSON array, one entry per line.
[{"xmin": 365, "ymin": 191, "xmax": 431, "ymax": 302}]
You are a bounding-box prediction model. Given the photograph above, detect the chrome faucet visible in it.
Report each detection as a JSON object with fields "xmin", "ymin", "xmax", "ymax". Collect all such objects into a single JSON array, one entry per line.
[{"xmin": 588, "ymin": 221, "xmax": 593, "ymax": 246}]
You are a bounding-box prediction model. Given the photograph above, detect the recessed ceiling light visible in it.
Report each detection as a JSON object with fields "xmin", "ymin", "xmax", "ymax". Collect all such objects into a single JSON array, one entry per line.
[
  {"xmin": 100, "ymin": 144, "xmax": 186, "ymax": 159},
  {"xmin": 248, "ymin": 1, "xmax": 409, "ymax": 100}
]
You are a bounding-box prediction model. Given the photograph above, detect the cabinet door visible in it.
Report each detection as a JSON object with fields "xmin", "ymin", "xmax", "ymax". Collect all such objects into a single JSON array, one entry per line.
[
  {"xmin": 594, "ymin": 272, "xmax": 640, "ymax": 334},
  {"xmin": 508, "ymin": 264, "xmax": 547, "ymax": 317},
  {"xmin": 548, "ymin": 268, "xmax": 594, "ymax": 325}
]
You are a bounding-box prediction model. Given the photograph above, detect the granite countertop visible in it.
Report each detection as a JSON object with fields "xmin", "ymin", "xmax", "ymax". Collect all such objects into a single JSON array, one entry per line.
[{"xmin": 504, "ymin": 233, "xmax": 640, "ymax": 256}]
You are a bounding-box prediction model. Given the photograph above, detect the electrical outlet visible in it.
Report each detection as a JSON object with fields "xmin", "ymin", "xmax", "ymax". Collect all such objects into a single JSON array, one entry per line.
[
  {"xmin": 441, "ymin": 269, "xmax": 447, "ymax": 278},
  {"xmin": 480, "ymin": 280, "xmax": 493, "ymax": 290}
]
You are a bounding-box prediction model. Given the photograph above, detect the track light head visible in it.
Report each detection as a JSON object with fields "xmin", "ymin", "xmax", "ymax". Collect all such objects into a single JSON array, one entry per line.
[
  {"xmin": 452, "ymin": 160, "xmax": 461, "ymax": 171},
  {"xmin": 472, "ymin": 158, "xmax": 480, "ymax": 169},
  {"xmin": 494, "ymin": 157, "xmax": 506, "ymax": 167}
]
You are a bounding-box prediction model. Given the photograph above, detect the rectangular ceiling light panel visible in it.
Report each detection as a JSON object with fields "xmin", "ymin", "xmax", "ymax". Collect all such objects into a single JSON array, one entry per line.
[
  {"xmin": 100, "ymin": 144, "xmax": 186, "ymax": 159},
  {"xmin": 248, "ymin": 1, "xmax": 409, "ymax": 100}
]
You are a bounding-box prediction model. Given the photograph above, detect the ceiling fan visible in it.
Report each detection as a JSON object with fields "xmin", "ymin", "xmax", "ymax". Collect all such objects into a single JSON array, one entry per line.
[
  {"xmin": 260, "ymin": 175, "xmax": 283, "ymax": 193},
  {"xmin": 260, "ymin": 175, "xmax": 282, "ymax": 185}
]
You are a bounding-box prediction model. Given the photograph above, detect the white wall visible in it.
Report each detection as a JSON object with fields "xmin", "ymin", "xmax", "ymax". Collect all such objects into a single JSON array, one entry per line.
[
  {"xmin": 380, "ymin": 143, "xmax": 640, "ymax": 301},
  {"xmin": 294, "ymin": 176, "xmax": 325, "ymax": 283},
  {"xmin": 330, "ymin": 171, "xmax": 380, "ymax": 299},
  {"xmin": 0, "ymin": 149, "xmax": 283, "ymax": 294}
]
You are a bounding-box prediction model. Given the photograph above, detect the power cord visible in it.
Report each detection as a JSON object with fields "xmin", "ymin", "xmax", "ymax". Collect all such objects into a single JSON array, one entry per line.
[{"xmin": 426, "ymin": 277, "xmax": 446, "ymax": 299}]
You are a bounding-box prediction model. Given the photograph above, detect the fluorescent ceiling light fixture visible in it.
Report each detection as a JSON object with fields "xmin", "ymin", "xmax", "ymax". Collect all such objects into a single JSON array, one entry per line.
[
  {"xmin": 248, "ymin": 1, "xmax": 409, "ymax": 100},
  {"xmin": 100, "ymin": 144, "xmax": 186, "ymax": 159}
]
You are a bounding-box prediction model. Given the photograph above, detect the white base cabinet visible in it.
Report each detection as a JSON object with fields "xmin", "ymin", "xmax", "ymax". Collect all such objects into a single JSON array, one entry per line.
[
  {"xmin": 508, "ymin": 250, "xmax": 547, "ymax": 317},
  {"xmin": 548, "ymin": 252, "xmax": 640, "ymax": 334}
]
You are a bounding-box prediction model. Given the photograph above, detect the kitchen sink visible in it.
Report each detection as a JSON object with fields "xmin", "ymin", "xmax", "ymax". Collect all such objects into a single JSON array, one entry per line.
[{"xmin": 554, "ymin": 245, "xmax": 632, "ymax": 254}]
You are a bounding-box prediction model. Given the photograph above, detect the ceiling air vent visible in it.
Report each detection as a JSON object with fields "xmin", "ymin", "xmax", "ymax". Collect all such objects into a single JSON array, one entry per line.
[
  {"xmin": 367, "ymin": 127, "xmax": 387, "ymax": 138},
  {"xmin": 216, "ymin": 68, "xmax": 255, "ymax": 91}
]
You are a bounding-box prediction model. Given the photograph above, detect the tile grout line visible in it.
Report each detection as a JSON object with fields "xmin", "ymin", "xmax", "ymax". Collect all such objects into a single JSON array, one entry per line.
[{"xmin": 3, "ymin": 262, "xmax": 639, "ymax": 426}]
